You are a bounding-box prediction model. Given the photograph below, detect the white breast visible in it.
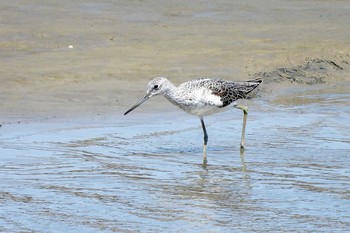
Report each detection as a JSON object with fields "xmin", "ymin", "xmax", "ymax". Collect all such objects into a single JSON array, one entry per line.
[{"xmin": 171, "ymin": 88, "xmax": 229, "ymax": 116}]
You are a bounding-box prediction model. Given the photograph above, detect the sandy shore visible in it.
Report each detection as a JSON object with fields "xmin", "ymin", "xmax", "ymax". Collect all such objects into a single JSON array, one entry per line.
[{"xmin": 1, "ymin": 0, "xmax": 350, "ymax": 124}]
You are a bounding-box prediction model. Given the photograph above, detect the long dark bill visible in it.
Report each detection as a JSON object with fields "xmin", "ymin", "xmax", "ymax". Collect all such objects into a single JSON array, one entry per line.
[{"xmin": 124, "ymin": 93, "xmax": 150, "ymax": 115}]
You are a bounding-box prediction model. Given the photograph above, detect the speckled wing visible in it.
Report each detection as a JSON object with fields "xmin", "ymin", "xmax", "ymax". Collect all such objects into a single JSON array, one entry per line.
[{"xmin": 185, "ymin": 78, "xmax": 262, "ymax": 107}]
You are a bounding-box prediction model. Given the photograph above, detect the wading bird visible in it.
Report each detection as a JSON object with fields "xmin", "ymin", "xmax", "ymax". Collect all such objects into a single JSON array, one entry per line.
[{"xmin": 124, "ymin": 77, "xmax": 262, "ymax": 165}]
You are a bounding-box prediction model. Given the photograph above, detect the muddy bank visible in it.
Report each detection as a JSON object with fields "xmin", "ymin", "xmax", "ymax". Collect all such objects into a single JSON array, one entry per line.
[
  {"xmin": 1, "ymin": 0, "xmax": 350, "ymax": 124},
  {"xmin": 255, "ymin": 57, "xmax": 349, "ymax": 85},
  {"xmin": 1, "ymin": 56, "xmax": 349, "ymax": 125}
]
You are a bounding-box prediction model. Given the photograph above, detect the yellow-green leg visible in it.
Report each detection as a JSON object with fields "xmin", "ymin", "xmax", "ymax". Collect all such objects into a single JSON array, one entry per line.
[
  {"xmin": 200, "ymin": 117, "xmax": 208, "ymax": 166},
  {"xmin": 234, "ymin": 104, "xmax": 248, "ymax": 151}
]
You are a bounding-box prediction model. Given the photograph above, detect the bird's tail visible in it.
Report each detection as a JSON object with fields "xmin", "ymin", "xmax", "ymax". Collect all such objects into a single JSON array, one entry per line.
[{"xmin": 236, "ymin": 78, "xmax": 263, "ymax": 98}]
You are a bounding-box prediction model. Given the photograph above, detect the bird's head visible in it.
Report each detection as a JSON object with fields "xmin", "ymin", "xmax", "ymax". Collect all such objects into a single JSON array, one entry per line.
[
  {"xmin": 145, "ymin": 76, "xmax": 171, "ymax": 97},
  {"xmin": 124, "ymin": 77, "xmax": 171, "ymax": 115}
]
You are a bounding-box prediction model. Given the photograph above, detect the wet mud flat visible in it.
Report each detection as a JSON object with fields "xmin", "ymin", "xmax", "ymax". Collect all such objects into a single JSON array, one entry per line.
[
  {"xmin": 2, "ymin": 0, "xmax": 350, "ymax": 123},
  {"xmin": 255, "ymin": 58, "xmax": 346, "ymax": 85}
]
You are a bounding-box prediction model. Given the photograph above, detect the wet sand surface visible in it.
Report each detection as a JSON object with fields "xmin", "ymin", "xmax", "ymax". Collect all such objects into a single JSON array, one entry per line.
[{"xmin": 1, "ymin": 0, "xmax": 350, "ymax": 232}]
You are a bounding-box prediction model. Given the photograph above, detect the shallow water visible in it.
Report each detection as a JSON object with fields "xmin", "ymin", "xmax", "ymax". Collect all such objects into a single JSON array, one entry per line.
[
  {"xmin": 1, "ymin": 85, "xmax": 349, "ymax": 232},
  {"xmin": 1, "ymin": 0, "xmax": 350, "ymax": 121}
]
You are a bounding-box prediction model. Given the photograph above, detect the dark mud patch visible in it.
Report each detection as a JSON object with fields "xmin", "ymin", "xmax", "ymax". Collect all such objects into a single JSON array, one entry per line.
[{"xmin": 254, "ymin": 58, "xmax": 347, "ymax": 85}]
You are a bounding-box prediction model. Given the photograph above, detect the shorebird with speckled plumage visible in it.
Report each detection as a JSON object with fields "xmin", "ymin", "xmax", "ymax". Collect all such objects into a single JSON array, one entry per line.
[{"xmin": 124, "ymin": 77, "xmax": 262, "ymax": 166}]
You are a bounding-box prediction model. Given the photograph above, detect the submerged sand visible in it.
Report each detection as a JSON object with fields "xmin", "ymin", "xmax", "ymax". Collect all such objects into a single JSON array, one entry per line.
[{"xmin": 1, "ymin": 0, "xmax": 350, "ymax": 123}]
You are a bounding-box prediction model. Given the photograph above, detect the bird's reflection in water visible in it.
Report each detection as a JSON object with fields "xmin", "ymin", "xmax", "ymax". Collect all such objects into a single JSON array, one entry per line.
[{"xmin": 240, "ymin": 148, "xmax": 247, "ymax": 172}]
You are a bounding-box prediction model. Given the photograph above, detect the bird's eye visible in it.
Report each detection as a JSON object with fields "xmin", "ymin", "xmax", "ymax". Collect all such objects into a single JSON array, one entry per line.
[{"xmin": 154, "ymin": 85, "xmax": 159, "ymax": 90}]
